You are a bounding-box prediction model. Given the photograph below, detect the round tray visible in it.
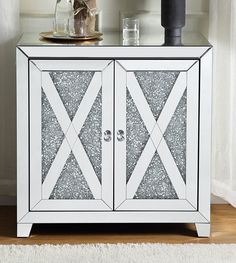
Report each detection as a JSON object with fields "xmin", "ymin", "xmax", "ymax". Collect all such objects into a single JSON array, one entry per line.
[{"xmin": 40, "ymin": 31, "xmax": 103, "ymax": 41}]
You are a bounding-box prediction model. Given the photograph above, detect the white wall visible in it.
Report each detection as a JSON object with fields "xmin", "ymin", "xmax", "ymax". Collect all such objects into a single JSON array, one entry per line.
[
  {"xmin": 20, "ymin": 0, "xmax": 209, "ymax": 14},
  {"xmin": 19, "ymin": 0, "xmax": 209, "ymax": 34},
  {"xmin": 0, "ymin": 0, "xmax": 211, "ymax": 204},
  {"xmin": 0, "ymin": 1, "xmax": 20, "ymax": 205}
]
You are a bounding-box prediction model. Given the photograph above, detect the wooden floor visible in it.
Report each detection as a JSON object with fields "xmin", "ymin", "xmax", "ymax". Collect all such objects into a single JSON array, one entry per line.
[{"xmin": 0, "ymin": 205, "xmax": 235, "ymax": 245}]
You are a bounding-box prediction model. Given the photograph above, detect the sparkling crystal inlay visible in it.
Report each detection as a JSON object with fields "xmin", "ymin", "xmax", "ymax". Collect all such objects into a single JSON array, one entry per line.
[
  {"xmin": 42, "ymin": 90, "xmax": 65, "ymax": 183},
  {"xmin": 49, "ymin": 71, "xmax": 94, "ymax": 120},
  {"xmin": 50, "ymin": 153, "xmax": 94, "ymax": 200},
  {"xmin": 134, "ymin": 72, "xmax": 179, "ymax": 120},
  {"xmin": 164, "ymin": 89, "xmax": 187, "ymax": 182},
  {"xmin": 79, "ymin": 89, "xmax": 102, "ymax": 182},
  {"xmin": 126, "ymin": 89, "xmax": 150, "ymax": 182},
  {"xmin": 134, "ymin": 152, "xmax": 178, "ymax": 199}
]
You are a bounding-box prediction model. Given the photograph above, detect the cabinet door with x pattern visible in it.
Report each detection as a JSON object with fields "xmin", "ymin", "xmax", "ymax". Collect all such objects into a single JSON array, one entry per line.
[
  {"xmin": 29, "ymin": 60, "xmax": 113, "ymax": 211},
  {"xmin": 115, "ymin": 60, "xmax": 199, "ymax": 211}
]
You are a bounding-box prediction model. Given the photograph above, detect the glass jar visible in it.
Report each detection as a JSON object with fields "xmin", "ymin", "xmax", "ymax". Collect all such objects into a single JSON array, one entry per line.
[
  {"xmin": 53, "ymin": 0, "xmax": 73, "ymax": 37},
  {"xmin": 69, "ymin": 0, "xmax": 97, "ymax": 37}
]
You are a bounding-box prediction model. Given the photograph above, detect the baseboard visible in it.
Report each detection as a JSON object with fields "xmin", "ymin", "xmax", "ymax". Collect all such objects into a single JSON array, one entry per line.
[
  {"xmin": 0, "ymin": 196, "xmax": 16, "ymax": 206},
  {"xmin": 0, "ymin": 178, "xmax": 228, "ymax": 206},
  {"xmin": 0, "ymin": 194, "xmax": 228, "ymax": 206},
  {"xmin": 211, "ymin": 195, "xmax": 228, "ymax": 204},
  {"xmin": 0, "ymin": 179, "xmax": 16, "ymax": 206}
]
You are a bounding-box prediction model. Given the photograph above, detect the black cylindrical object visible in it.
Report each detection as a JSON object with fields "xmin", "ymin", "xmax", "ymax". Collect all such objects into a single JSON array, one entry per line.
[{"xmin": 161, "ymin": 0, "xmax": 186, "ymax": 46}]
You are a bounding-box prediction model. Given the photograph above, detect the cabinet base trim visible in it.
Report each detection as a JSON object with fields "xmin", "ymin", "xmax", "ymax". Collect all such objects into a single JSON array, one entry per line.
[{"xmin": 19, "ymin": 211, "xmax": 208, "ymax": 224}]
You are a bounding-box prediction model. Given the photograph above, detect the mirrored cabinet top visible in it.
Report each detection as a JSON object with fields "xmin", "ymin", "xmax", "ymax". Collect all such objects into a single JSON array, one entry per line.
[{"xmin": 18, "ymin": 31, "xmax": 211, "ymax": 47}]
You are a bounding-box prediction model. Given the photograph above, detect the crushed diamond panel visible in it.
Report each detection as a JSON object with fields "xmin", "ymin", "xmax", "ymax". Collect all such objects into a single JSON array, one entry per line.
[
  {"xmin": 79, "ymin": 89, "xmax": 102, "ymax": 183},
  {"xmin": 126, "ymin": 89, "xmax": 150, "ymax": 183},
  {"xmin": 42, "ymin": 89, "xmax": 65, "ymax": 183},
  {"xmin": 50, "ymin": 153, "xmax": 94, "ymax": 200},
  {"xmin": 164, "ymin": 90, "xmax": 187, "ymax": 182},
  {"xmin": 134, "ymin": 151, "xmax": 178, "ymax": 199},
  {"xmin": 134, "ymin": 71, "xmax": 179, "ymax": 120},
  {"xmin": 49, "ymin": 71, "xmax": 94, "ymax": 120}
]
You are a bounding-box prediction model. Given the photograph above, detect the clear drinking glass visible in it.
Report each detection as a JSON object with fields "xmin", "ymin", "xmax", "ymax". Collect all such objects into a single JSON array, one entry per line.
[
  {"xmin": 53, "ymin": 0, "xmax": 73, "ymax": 37},
  {"xmin": 53, "ymin": 19, "xmax": 69, "ymax": 37},
  {"xmin": 123, "ymin": 18, "xmax": 139, "ymax": 41},
  {"xmin": 69, "ymin": 18, "xmax": 89, "ymax": 37}
]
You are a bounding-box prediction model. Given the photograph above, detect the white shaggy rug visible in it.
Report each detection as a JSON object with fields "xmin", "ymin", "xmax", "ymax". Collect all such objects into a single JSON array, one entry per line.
[{"xmin": 0, "ymin": 244, "xmax": 236, "ymax": 263}]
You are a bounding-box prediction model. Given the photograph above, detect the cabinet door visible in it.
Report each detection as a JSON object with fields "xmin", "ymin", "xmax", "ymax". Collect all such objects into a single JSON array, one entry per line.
[
  {"xmin": 115, "ymin": 60, "xmax": 199, "ymax": 211},
  {"xmin": 29, "ymin": 60, "xmax": 113, "ymax": 211}
]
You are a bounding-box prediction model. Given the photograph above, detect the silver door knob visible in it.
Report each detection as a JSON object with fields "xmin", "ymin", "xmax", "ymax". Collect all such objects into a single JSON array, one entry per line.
[
  {"xmin": 104, "ymin": 130, "xmax": 112, "ymax": 142},
  {"xmin": 117, "ymin": 130, "xmax": 125, "ymax": 142}
]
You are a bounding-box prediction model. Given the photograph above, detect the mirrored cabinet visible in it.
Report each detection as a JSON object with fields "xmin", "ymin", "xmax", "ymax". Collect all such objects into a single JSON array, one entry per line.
[{"xmin": 17, "ymin": 32, "xmax": 212, "ymax": 237}]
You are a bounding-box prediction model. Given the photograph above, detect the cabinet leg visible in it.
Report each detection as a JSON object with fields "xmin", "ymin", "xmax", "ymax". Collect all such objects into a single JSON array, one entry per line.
[
  {"xmin": 195, "ymin": 223, "xmax": 210, "ymax": 237},
  {"xmin": 17, "ymin": 223, "xmax": 33, "ymax": 237}
]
